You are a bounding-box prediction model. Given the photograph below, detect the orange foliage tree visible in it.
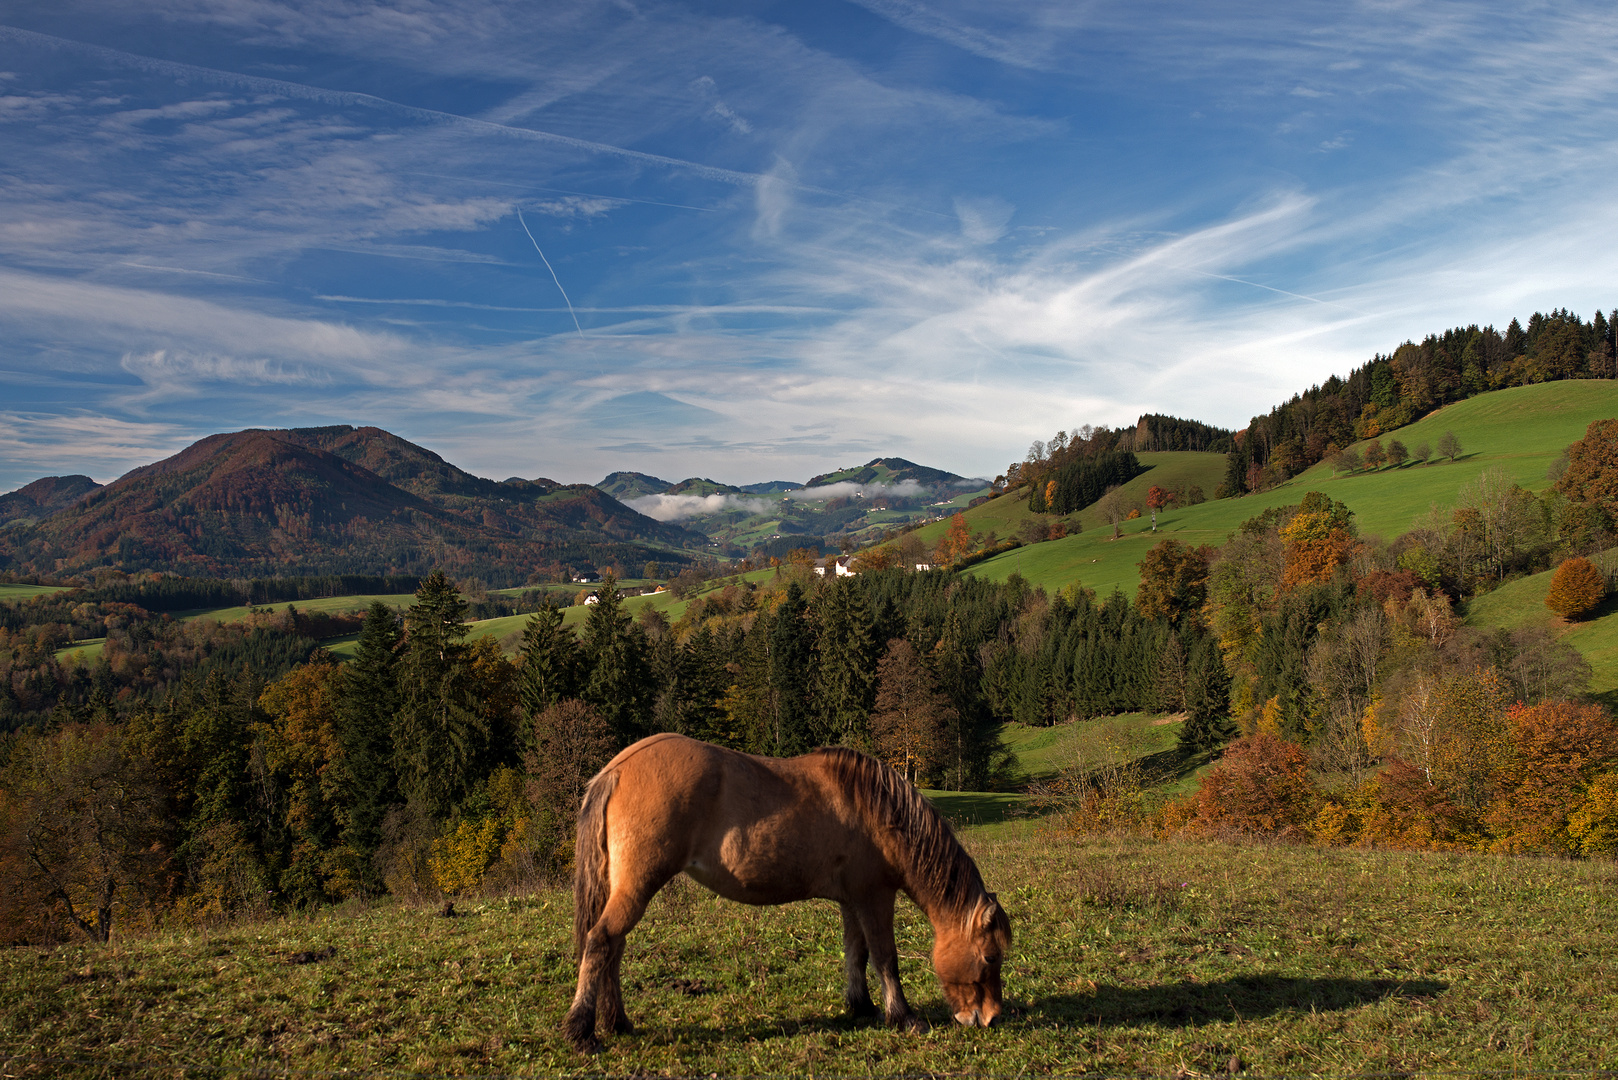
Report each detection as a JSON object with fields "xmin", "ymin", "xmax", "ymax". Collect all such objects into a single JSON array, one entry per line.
[
  {"xmin": 1545, "ymin": 556, "xmax": 1606, "ymax": 619},
  {"xmin": 1279, "ymin": 510, "xmax": 1357, "ymax": 591},
  {"xmin": 1184, "ymin": 732, "xmax": 1314, "ymax": 837},
  {"xmin": 1485, "ymin": 699, "xmax": 1618, "ymax": 854}
]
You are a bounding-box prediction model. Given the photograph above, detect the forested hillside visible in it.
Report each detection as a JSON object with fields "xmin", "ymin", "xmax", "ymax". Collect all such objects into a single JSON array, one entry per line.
[{"xmin": 0, "ymin": 427, "xmax": 698, "ymax": 585}]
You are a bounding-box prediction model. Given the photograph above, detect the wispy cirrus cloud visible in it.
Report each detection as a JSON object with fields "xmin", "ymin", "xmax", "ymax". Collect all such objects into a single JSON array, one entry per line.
[{"xmin": 2, "ymin": 1, "xmax": 1618, "ymax": 495}]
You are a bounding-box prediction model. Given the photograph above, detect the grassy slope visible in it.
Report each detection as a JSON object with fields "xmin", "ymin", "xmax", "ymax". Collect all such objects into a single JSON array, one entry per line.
[
  {"xmin": 176, "ymin": 593, "xmax": 421, "ymax": 624},
  {"xmin": 5, "ymin": 835, "xmax": 1615, "ymax": 1077},
  {"xmin": 1463, "ymin": 563, "xmax": 1618, "ymax": 699},
  {"xmin": 0, "ymin": 584, "xmax": 71, "ymax": 602},
  {"xmin": 956, "ymin": 382, "xmax": 1618, "ymax": 600}
]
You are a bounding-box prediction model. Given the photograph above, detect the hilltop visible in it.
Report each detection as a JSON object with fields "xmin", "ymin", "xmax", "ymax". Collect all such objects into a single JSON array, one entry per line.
[{"xmin": 0, "ymin": 427, "xmax": 700, "ymax": 585}]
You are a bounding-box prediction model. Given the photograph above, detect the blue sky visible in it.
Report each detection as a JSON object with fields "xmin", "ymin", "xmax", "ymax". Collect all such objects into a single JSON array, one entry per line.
[{"xmin": 2, "ymin": 1, "xmax": 1616, "ymax": 491}]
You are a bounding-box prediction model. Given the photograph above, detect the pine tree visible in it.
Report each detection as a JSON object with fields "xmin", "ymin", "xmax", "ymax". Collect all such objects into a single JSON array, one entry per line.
[
  {"xmin": 394, "ymin": 571, "xmax": 485, "ymax": 820},
  {"xmin": 579, "ymin": 574, "xmax": 651, "ymax": 745},
  {"xmin": 766, "ymin": 582, "xmax": 815, "ymax": 755},
  {"xmin": 1181, "ymin": 635, "xmax": 1232, "ymax": 752},
  {"xmin": 331, "ymin": 601, "xmax": 400, "ymax": 890},
  {"xmin": 517, "ymin": 604, "xmax": 579, "ymax": 734},
  {"xmin": 814, "ymin": 581, "xmax": 877, "ymax": 745}
]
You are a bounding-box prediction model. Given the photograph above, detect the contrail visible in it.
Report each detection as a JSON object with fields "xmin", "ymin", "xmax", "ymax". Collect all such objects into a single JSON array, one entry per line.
[{"xmin": 517, "ymin": 210, "xmax": 584, "ymax": 338}]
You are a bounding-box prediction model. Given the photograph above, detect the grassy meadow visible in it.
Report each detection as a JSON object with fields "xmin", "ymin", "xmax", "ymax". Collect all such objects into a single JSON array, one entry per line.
[
  {"xmin": 5, "ymin": 829, "xmax": 1615, "ymax": 1077},
  {"xmin": 0, "ymin": 583, "xmax": 71, "ymax": 602}
]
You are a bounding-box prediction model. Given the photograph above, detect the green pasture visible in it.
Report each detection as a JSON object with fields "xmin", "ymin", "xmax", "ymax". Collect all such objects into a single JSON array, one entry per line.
[
  {"xmin": 6, "ymin": 832, "xmax": 1615, "ymax": 1077},
  {"xmin": 962, "ymin": 382, "xmax": 1618, "ymax": 597},
  {"xmin": 53, "ymin": 638, "xmax": 106, "ymax": 664},
  {"xmin": 1463, "ymin": 559, "xmax": 1618, "ymax": 700},
  {"xmin": 0, "ymin": 583, "xmax": 71, "ymax": 602},
  {"xmin": 177, "ymin": 593, "xmax": 420, "ymax": 625}
]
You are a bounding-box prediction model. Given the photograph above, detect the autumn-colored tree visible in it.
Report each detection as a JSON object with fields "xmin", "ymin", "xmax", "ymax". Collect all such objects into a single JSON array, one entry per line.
[
  {"xmin": 0, "ymin": 723, "xmax": 170, "ymax": 943},
  {"xmin": 1279, "ymin": 510, "xmax": 1357, "ymax": 591},
  {"xmin": 1556, "ymin": 417, "xmax": 1618, "ymax": 517},
  {"xmin": 525, "ymin": 699, "xmax": 616, "ymax": 852},
  {"xmin": 1386, "ymin": 439, "xmax": 1409, "ymax": 466},
  {"xmin": 1136, "ymin": 539, "xmax": 1212, "ymax": 621},
  {"xmin": 939, "ymin": 512, "xmax": 972, "ymax": 564},
  {"xmin": 1363, "ymin": 439, "xmax": 1386, "ymax": 469},
  {"xmin": 1184, "ymin": 732, "xmax": 1314, "ymax": 837},
  {"xmin": 1545, "ymin": 556, "xmax": 1606, "ymax": 619},
  {"xmin": 870, "ymin": 638, "xmax": 955, "ymax": 785},
  {"xmin": 1485, "ymin": 700, "xmax": 1618, "ymax": 854},
  {"xmin": 1145, "ymin": 485, "xmax": 1173, "ymax": 531}
]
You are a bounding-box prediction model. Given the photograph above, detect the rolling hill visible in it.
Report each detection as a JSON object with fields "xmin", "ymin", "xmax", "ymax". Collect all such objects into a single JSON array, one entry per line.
[{"xmin": 906, "ymin": 382, "xmax": 1616, "ymax": 600}]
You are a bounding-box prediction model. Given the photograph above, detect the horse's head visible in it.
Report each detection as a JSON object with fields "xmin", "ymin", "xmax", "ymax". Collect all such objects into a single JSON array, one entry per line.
[{"xmin": 933, "ymin": 892, "xmax": 1012, "ymax": 1027}]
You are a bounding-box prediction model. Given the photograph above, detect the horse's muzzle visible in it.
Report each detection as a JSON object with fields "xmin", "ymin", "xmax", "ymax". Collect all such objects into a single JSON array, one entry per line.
[{"xmin": 953, "ymin": 1007, "xmax": 1001, "ymax": 1028}]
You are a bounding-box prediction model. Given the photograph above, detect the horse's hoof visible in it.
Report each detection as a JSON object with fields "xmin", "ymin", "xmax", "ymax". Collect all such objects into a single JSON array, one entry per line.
[
  {"xmin": 610, "ymin": 1015, "xmax": 636, "ymax": 1035},
  {"xmin": 562, "ymin": 1013, "xmax": 598, "ymax": 1052},
  {"xmin": 904, "ymin": 1015, "xmax": 931, "ymax": 1035},
  {"xmin": 846, "ymin": 998, "xmax": 879, "ymax": 1019}
]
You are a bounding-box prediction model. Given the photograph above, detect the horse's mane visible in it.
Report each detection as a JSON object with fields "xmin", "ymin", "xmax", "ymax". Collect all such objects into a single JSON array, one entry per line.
[{"xmin": 810, "ymin": 746, "xmax": 985, "ymax": 916}]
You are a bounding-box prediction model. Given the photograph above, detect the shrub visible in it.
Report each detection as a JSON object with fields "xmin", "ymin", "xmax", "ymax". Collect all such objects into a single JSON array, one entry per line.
[
  {"xmin": 1567, "ymin": 771, "xmax": 1618, "ymax": 857},
  {"xmin": 1185, "ymin": 732, "xmax": 1315, "ymax": 838},
  {"xmin": 1545, "ymin": 556, "xmax": 1606, "ymax": 619}
]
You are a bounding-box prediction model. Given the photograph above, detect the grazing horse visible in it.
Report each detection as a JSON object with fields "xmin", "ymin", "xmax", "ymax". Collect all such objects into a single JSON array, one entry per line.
[{"xmin": 563, "ymin": 733, "xmax": 1012, "ymax": 1052}]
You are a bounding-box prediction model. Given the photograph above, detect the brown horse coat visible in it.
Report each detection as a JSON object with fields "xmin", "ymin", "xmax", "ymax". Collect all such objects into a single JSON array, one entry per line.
[{"xmin": 564, "ymin": 733, "xmax": 1011, "ymax": 1051}]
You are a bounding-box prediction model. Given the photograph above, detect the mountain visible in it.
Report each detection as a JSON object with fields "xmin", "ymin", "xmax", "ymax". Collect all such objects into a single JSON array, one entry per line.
[
  {"xmin": 597, "ymin": 471, "xmax": 676, "ymax": 500},
  {"xmin": 0, "ymin": 427, "xmax": 698, "ymax": 584},
  {"xmin": 805, "ymin": 457, "xmax": 979, "ymax": 489},
  {"xmin": 0, "ymin": 475, "xmax": 102, "ymax": 526},
  {"xmin": 737, "ymin": 480, "xmax": 800, "ymax": 494}
]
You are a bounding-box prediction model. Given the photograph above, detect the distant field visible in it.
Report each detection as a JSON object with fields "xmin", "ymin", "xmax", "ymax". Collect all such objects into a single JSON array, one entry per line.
[
  {"xmin": 960, "ymin": 382, "xmax": 1618, "ymax": 597},
  {"xmin": 53, "ymin": 638, "xmax": 106, "ymax": 664},
  {"xmin": 177, "ymin": 593, "xmax": 420, "ymax": 625},
  {"xmin": 0, "ymin": 583, "xmax": 71, "ymax": 602}
]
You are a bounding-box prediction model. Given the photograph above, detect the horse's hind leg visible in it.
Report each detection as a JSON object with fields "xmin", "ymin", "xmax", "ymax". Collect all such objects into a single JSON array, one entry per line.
[
  {"xmin": 564, "ymin": 887, "xmax": 653, "ymax": 1050},
  {"xmin": 839, "ymin": 903, "xmax": 877, "ymax": 1018},
  {"xmin": 853, "ymin": 894, "xmax": 927, "ymax": 1033}
]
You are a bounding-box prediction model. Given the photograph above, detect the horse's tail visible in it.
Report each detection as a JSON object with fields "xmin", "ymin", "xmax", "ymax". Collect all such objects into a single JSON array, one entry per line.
[{"xmin": 573, "ymin": 766, "xmax": 619, "ymax": 960}]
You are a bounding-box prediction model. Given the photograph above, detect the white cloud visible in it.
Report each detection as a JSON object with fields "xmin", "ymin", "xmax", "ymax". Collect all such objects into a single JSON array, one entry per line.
[{"xmin": 622, "ymin": 491, "xmax": 772, "ymax": 521}]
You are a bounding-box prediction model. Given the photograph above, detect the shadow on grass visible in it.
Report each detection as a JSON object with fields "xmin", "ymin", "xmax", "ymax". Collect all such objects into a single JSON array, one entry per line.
[
  {"xmin": 610, "ymin": 975, "xmax": 1447, "ymax": 1051},
  {"xmin": 1026, "ymin": 974, "xmax": 1446, "ymax": 1028}
]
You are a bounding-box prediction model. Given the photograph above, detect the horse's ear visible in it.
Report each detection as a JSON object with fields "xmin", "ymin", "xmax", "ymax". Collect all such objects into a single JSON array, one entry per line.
[{"xmin": 976, "ymin": 894, "xmax": 1001, "ymax": 930}]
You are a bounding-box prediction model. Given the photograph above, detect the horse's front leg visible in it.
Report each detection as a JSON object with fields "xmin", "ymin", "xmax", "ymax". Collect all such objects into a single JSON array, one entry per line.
[
  {"xmin": 839, "ymin": 903, "xmax": 877, "ymax": 1018},
  {"xmin": 854, "ymin": 894, "xmax": 929, "ymax": 1034}
]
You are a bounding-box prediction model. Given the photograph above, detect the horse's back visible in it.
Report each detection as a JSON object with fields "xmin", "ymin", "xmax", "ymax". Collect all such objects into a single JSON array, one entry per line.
[{"xmin": 599, "ymin": 735, "xmax": 883, "ymax": 905}]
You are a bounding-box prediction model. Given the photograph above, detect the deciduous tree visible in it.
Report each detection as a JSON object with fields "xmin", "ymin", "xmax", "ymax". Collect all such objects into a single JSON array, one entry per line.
[{"xmin": 1545, "ymin": 556, "xmax": 1606, "ymax": 619}]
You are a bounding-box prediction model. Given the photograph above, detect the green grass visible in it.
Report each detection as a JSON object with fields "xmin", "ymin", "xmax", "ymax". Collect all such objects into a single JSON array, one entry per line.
[
  {"xmin": 0, "ymin": 583, "xmax": 72, "ymax": 602},
  {"xmin": 959, "ymin": 382, "xmax": 1618, "ymax": 598},
  {"xmin": 176, "ymin": 593, "xmax": 421, "ymax": 625},
  {"xmin": 1463, "ymin": 561, "xmax": 1618, "ymax": 700},
  {"xmin": 53, "ymin": 638, "xmax": 106, "ymax": 664},
  {"xmin": 5, "ymin": 833, "xmax": 1615, "ymax": 1077}
]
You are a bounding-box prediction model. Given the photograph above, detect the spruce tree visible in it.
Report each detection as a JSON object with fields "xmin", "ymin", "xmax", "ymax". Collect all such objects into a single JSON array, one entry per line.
[
  {"xmin": 393, "ymin": 571, "xmax": 485, "ymax": 820},
  {"xmin": 579, "ymin": 574, "xmax": 651, "ymax": 745},
  {"xmin": 1181, "ymin": 635, "xmax": 1232, "ymax": 752},
  {"xmin": 766, "ymin": 582, "xmax": 815, "ymax": 755},
  {"xmin": 517, "ymin": 604, "xmax": 579, "ymax": 736},
  {"xmin": 814, "ymin": 580, "xmax": 877, "ymax": 745},
  {"xmin": 331, "ymin": 601, "xmax": 400, "ymax": 887}
]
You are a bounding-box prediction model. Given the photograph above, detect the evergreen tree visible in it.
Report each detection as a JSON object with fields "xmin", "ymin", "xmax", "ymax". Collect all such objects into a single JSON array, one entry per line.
[
  {"xmin": 516, "ymin": 604, "xmax": 579, "ymax": 735},
  {"xmin": 331, "ymin": 601, "xmax": 400, "ymax": 891},
  {"xmin": 1181, "ymin": 635, "xmax": 1232, "ymax": 752},
  {"xmin": 579, "ymin": 574, "xmax": 650, "ymax": 745},
  {"xmin": 766, "ymin": 582, "xmax": 815, "ymax": 755},
  {"xmin": 393, "ymin": 571, "xmax": 485, "ymax": 819},
  {"xmin": 814, "ymin": 580, "xmax": 878, "ymax": 744}
]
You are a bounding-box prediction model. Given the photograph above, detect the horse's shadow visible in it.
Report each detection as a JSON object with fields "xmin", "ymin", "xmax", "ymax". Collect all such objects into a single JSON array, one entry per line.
[
  {"xmin": 1025, "ymin": 974, "xmax": 1447, "ymax": 1028},
  {"xmin": 626, "ymin": 974, "xmax": 1445, "ymax": 1047}
]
